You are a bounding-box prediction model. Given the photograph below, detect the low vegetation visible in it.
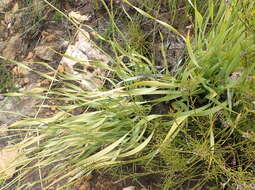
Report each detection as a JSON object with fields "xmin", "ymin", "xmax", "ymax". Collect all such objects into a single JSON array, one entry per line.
[
  {"xmin": 0, "ymin": 63, "xmax": 13, "ymax": 93},
  {"xmin": 1, "ymin": 0, "xmax": 255, "ymax": 189}
]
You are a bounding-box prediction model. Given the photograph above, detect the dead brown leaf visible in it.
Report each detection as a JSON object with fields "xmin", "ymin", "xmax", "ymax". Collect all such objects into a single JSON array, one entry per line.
[
  {"xmin": 25, "ymin": 51, "xmax": 35, "ymax": 60},
  {"xmin": 11, "ymin": 2, "xmax": 19, "ymax": 12},
  {"xmin": 40, "ymin": 79, "xmax": 50, "ymax": 86},
  {"xmin": 20, "ymin": 77, "xmax": 30, "ymax": 86},
  {"xmin": 12, "ymin": 66, "xmax": 29, "ymax": 76},
  {"xmin": 68, "ymin": 11, "xmax": 89, "ymax": 23},
  {"xmin": 42, "ymin": 31, "xmax": 56, "ymax": 42},
  {"xmin": 57, "ymin": 64, "xmax": 65, "ymax": 73}
]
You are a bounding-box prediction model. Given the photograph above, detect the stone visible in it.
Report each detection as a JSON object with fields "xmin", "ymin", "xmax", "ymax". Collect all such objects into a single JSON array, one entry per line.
[
  {"xmin": 0, "ymin": 25, "xmax": 6, "ymax": 39},
  {"xmin": 0, "ymin": 41, "xmax": 7, "ymax": 53},
  {"xmin": 0, "ymin": 146, "xmax": 27, "ymax": 179},
  {"xmin": 2, "ymin": 34, "xmax": 22, "ymax": 60},
  {"xmin": 34, "ymin": 46, "xmax": 55, "ymax": 61},
  {"xmin": 60, "ymin": 29, "xmax": 110, "ymax": 91}
]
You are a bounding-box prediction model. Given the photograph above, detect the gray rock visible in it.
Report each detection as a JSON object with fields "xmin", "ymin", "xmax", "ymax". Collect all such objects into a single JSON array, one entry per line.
[
  {"xmin": 0, "ymin": 95, "xmax": 38, "ymax": 147},
  {"xmin": 0, "ymin": 96, "xmax": 37, "ymax": 124}
]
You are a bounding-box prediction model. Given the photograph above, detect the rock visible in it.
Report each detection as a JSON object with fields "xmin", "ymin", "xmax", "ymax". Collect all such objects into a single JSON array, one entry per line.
[
  {"xmin": 0, "ymin": 84, "xmax": 39, "ymax": 147},
  {"xmin": 0, "ymin": 83, "xmax": 41, "ymax": 126},
  {"xmin": 0, "ymin": 96, "xmax": 37, "ymax": 124},
  {"xmin": 0, "ymin": 41, "xmax": 7, "ymax": 53},
  {"xmin": 0, "ymin": 25, "xmax": 7, "ymax": 39},
  {"xmin": 34, "ymin": 46, "xmax": 55, "ymax": 61},
  {"xmin": 2, "ymin": 34, "xmax": 22, "ymax": 60},
  {"xmin": 60, "ymin": 29, "xmax": 110, "ymax": 91},
  {"xmin": 123, "ymin": 186, "xmax": 136, "ymax": 190},
  {"xmin": 0, "ymin": 146, "xmax": 27, "ymax": 179}
]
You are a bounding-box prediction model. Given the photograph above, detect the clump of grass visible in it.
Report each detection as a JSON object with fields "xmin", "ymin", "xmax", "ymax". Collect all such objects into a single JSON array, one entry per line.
[
  {"xmin": 1, "ymin": 0, "xmax": 255, "ymax": 189},
  {"xmin": 0, "ymin": 63, "xmax": 13, "ymax": 92}
]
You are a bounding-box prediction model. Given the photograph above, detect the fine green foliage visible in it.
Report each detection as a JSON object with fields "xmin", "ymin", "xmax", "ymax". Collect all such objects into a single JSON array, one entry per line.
[
  {"xmin": 0, "ymin": 63, "xmax": 13, "ymax": 92},
  {"xmin": 1, "ymin": 0, "xmax": 255, "ymax": 189}
]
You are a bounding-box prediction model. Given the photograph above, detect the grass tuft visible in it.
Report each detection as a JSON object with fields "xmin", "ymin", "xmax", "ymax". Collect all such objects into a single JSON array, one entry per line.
[{"xmin": 1, "ymin": 0, "xmax": 255, "ymax": 189}]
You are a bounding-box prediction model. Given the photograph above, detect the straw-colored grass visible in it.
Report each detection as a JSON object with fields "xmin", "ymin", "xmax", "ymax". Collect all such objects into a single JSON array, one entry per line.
[{"xmin": 0, "ymin": 0, "xmax": 255, "ymax": 189}]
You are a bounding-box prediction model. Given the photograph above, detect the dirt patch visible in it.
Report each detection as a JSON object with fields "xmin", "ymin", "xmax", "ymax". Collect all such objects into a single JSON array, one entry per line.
[{"xmin": 74, "ymin": 172, "xmax": 161, "ymax": 190}]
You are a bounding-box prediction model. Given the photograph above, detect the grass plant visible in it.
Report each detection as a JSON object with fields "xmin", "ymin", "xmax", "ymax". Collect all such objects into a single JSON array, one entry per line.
[
  {"xmin": 0, "ymin": 0, "xmax": 254, "ymax": 189},
  {"xmin": 0, "ymin": 63, "xmax": 13, "ymax": 93}
]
